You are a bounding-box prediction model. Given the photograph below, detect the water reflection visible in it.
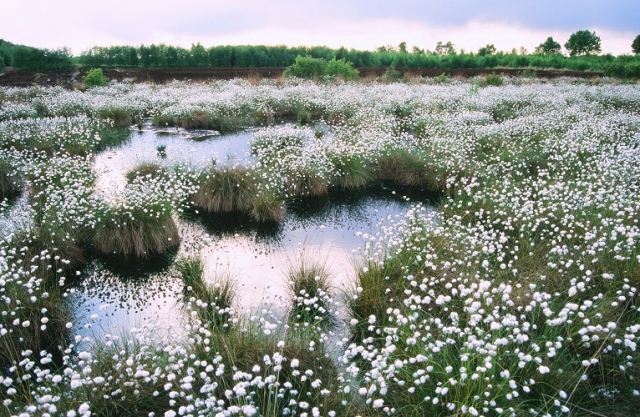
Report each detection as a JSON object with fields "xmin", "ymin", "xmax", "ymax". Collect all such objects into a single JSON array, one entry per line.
[{"xmin": 74, "ymin": 127, "xmax": 438, "ymax": 336}]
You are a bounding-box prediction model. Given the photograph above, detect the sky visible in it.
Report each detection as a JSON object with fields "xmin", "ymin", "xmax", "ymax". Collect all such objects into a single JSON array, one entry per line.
[{"xmin": 3, "ymin": 0, "xmax": 639, "ymax": 56}]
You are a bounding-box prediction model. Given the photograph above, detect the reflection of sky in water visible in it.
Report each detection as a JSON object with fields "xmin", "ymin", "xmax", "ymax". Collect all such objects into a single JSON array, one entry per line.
[
  {"xmin": 93, "ymin": 124, "xmax": 254, "ymax": 194},
  {"xmin": 74, "ymin": 127, "xmax": 436, "ymax": 337}
]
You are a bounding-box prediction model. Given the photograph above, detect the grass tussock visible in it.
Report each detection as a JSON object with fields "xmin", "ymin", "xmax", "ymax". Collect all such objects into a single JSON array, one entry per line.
[
  {"xmin": 0, "ymin": 158, "xmax": 19, "ymax": 198},
  {"xmin": 191, "ymin": 167, "xmax": 276, "ymax": 218},
  {"xmin": 125, "ymin": 161, "xmax": 167, "ymax": 184},
  {"xmin": 93, "ymin": 206, "xmax": 180, "ymax": 258},
  {"xmin": 0, "ymin": 285, "xmax": 72, "ymax": 373},
  {"xmin": 98, "ymin": 106, "xmax": 133, "ymax": 127},
  {"xmin": 286, "ymin": 257, "xmax": 335, "ymax": 328},
  {"xmin": 190, "ymin": 322, "xmax": 350, "ymax": 416},
  {"xmin": 177, "ymin": 255, "xmax": 237, "ymax": 331},
  {"xmin": 376, "ymin": 148, "xmax": 447, "ymax": 191},
  {"xmin": 327, "ymin": 152, "xmax": 374, "ymax": 190},
  {"xmin": 249, "ymin": 189, "xmax": 286, "ymax": 223},
  {"xmin": 347, "ymin": 257, "xmax": 408, "ymax": 345},
  {"xmin": 286, "ymin": 171, "xmax": 329, "ymax": 197}
]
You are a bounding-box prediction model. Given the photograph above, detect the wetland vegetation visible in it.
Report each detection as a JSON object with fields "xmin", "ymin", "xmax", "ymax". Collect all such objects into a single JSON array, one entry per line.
[{"xmin": 0, "ymin": 74, "xmax": 639, "ymax": 416}]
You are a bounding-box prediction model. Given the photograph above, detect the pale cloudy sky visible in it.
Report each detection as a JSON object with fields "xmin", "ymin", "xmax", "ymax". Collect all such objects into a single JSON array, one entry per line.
[{"xmin": 3, "ymin": 0, "xmax": 639, "ymax": 55}]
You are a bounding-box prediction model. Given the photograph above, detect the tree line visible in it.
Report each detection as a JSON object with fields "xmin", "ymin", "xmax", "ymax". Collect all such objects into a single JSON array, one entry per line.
[
  {"xmin": 0, "ymin": 39, "xmax": 74, "ymax": 72},
  {"xmin": 1, "ymin": 32, "xmax": 640, "ymax": 77}
]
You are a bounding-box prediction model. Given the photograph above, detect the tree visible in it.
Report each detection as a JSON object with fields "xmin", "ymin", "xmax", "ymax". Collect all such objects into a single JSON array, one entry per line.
[
  {"xmin": 325, "ymin": 58, "xmax": 359, "ymax": 80},
  {"xmin": 434, "ymin": 41, "xmax": 456, "ymax": 56},
  {"xmin": 534, "ymin": 37, "xmax": 562, "ymax": 55},
  {"xmin": 283, "ymin": 56, "xmax": 327, "ymax": 79},
  {"xmin": 633, "ymin": 35, "xmax": 640, "ymax": 54},
  {"xmin": 477, "ymin": 44, "xmax": 496, "ymax": 56},
  {"xmin": 564, "ymin": 30, "xmax": 601, "ymax": 56},
  {"xmin": 84, "ymin": 68, "xmax": 108, "ymax": 87}
]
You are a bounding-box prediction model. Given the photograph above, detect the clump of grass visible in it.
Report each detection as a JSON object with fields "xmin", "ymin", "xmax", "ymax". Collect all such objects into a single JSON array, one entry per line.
[
  {"xmin": 156, "ymin": 144, "xmax": 167, "ymax": 158},
  {"xmin": 249, "ymin": 189, "xmax": 286, "ymax": 223},
  {"xmin": 124, "ymin": 161, "xmax": 167, "ymax": 184},
  {"xmin": 0, "ymin": 286, "xmax": 72, "ymax": 372},
  {"xmin": 286, "ymin": 170, "xmax": 329, "ymax": 197},
  {"xmin": 0, "ymin": 158, "xmax": 19, "ymax": 198},
  {"xmin": 286, "ymin": 257, "xmax": 335, "ymax": 328},
  {"xmin": 346, "ymin": 257, "xmax": 407, "ymax": 345},
  {"xmin": 191, "ymin": 321, "xmax": 348, "ymax": 416},
  {"xmin": 177, "ymin": 256, "xmax": 237, "ymax": 331},
  {"xmin": 71, "ymin": 330, "xmax": 178, "ymax": 416},
  {"xmin": 376, "ymin": 148, "xmax": 446, "ymax": 191},
  {"xmin": 92, "ymin": 202, "xmax": 179, "ymax": 258},
  {"xmin": 176, "ymin": 110, "xmax": 249, "ymax": 133},
  {"xmin": 327, "ymin": 151, "xmax": 374, "ymax": 190},
  {"xmin": 11, "ymin": 226, "xmax": 86, "ymax": 284},
  {"xmin": 98, "ymin": 106, "xmax": 133, "ymax": 127},
  {"xmin": 191, "ymin": 166, "xmax": 257, "ymax": 213}
]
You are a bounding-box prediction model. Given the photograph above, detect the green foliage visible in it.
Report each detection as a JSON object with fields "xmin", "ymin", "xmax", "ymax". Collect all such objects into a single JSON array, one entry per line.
[
  {"xmin": 436, "ymin": 72, "xmax": 450, "ymax": 83},
  {"xmin": 477, "ymin": 43, "xmax": 497, "ymax": 56},
  {"xmin": 325, "ymin": 58, "xmax": 359, "ymax": 80},
  {"xmin": 534, "ymin": 36, "xmax": 562, "ymax": 55},
  {"xmin": 434, "ymin": 41, "xmax": 456, "ymax": 56},
  {"xmin": 284, "ymin": 55, "xmax": 328, "ymax": 79},
  {"xmin": 565, "ymin": 30, "xmax": 602, "ymax": 56},
  {"xmin": 485, "ymin": 72, "xmax": 504, "ymax": 86},
  {"xmin": 382, "ymin": 68, "xmax": 403, "ymax": 82},
  {"xmin": 633, "ymin": 35, "xmax": 640, "ymax": 55},
  {"xmin": 84, "ymin": 68, "xmax": 108, "ymax": 87},
  {"xmin": 71, "ymin": 39, "xmax": 640, "ymax": 75},
  {"xmin": 11, "ymin": 45, "xmax": 74, "ymax": 72}
]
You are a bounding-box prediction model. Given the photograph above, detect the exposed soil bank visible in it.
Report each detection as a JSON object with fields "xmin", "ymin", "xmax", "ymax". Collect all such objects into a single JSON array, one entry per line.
[{"xmin": 0, "ymin": 66, "xmax": 605, "ymax": 87}]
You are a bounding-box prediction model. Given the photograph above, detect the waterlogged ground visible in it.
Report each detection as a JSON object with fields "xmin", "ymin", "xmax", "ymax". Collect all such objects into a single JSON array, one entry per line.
[
  {"xmin": 1, "ymin": 78, "xmax": 640, "ymax": 416},
  {"xmin": 81, "ymin": 126, "xmax": 433, "ymax": 336}
]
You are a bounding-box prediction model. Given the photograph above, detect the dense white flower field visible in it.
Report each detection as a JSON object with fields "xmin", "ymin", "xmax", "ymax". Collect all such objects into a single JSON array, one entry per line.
[{"xmin": 1, "ymin": 77, "xmax": 639, "ymax": 416}]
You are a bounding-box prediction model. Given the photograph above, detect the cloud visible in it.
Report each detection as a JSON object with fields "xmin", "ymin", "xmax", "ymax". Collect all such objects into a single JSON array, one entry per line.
[{"xmin": 2, "ymin": 0, "xmax": 637, "ymax": 55}]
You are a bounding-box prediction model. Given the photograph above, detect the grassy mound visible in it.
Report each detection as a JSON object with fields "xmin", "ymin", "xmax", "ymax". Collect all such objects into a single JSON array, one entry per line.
[
  {"xmin": 191, "ymin": 166, "xmax": 257, "ymax": 213},
  {"xmin": 93, "ymin": 201, "xmax": 179, "ymax": 258}
]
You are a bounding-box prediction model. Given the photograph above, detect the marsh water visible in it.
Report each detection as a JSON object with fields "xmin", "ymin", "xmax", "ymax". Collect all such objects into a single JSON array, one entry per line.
[{"xmin": 70, "ymin": 125, "xmax": 436, "ymax": 336}]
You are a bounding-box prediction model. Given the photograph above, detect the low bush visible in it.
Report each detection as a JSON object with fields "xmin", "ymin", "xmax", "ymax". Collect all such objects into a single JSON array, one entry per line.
[
  {"xmin": 325, "ymin": 58, "xmax": 359, "ymax": 80},
  {"xmin": 284, "ymin": 55, "xmax": 327, "ymax": 79},
  {"xmin": 84, "ymin": 68, "xmax": 108, "ymax": 88},
  {"xmin": 485, "ymin": 72, "xmax": 504, "ymax": 86}
]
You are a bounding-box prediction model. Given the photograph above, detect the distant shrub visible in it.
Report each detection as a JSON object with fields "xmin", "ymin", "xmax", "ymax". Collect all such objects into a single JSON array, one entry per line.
[
  {"xmin": 325, "ymin": 58, "xmax": 359, "ymax": 80},
  {"xmin": 284, "ymin": 56, "xmax": 327, "ymax": 79},
  {"xmin": 605, "ymin": 62, "xmax": 628, "ymax": 78},
  {"xmin": 382, "ymin": 68, "xmax": 403, "ymax": 82},
  {"xmin": 436, "ymin": 72, "xmax": 450, "ymax": 83},
  {"xmin": 485, "ymin": 72, "xmax": 504, "ymax": 86},
  {"xmin": 626, "ymin": 62, "xmax": 640, "ymax": 78},
  {"xmin": 84, "ymin": 68, "xmax": 108, "ymax": 87}
]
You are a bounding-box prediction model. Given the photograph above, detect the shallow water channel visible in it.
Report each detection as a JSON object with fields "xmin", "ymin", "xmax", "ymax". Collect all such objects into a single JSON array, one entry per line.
[{"xmin": 72, "ymin": 126, "xmax": 436, "ymax": 338}]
